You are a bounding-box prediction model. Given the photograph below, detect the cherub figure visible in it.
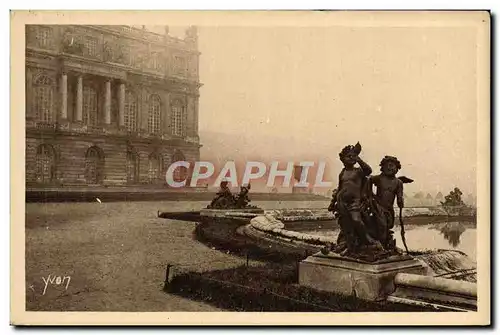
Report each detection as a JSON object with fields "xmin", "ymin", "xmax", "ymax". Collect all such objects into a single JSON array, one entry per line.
[
  {"xmin": 208, "ymin": 180, "xmax": 235, "ymax": 209},
  {"xmin": 368, "ymin": 156, "xmax": 413, "ymax": 251},
  {"xmin": 330, "ymin": 143, "xmax": 382, "ymax": 256},
  {"xmin": 235, "ymin": 184, "xmax": 252, "ymax": 208}
]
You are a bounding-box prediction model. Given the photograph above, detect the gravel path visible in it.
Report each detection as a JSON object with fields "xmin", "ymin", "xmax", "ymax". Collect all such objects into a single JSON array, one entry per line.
[{"xmin": 25, "ymin": 201, "xmax": 246, "ymax": 311}]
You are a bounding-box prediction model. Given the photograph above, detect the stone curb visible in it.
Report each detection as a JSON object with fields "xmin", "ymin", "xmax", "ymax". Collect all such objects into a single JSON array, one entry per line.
[{"xmin": 250, "ymin": 213, "xmax": 336, "ymax": 246}]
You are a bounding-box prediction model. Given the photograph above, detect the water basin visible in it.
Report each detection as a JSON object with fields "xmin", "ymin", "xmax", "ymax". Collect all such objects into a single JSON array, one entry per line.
[{"xmin": 299, "ymin": 221, "xmax": 476, "ymax": 260}]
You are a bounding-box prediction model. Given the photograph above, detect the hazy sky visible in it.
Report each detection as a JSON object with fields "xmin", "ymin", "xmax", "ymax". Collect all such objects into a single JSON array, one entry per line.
[{"xmin": 151, "ymin": 25, "xmax": 478, "ymax": 195}]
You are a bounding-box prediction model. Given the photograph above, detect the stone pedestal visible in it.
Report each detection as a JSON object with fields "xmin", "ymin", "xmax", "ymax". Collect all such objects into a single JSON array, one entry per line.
[
  {"xmin": 388, "ymin": 273, "xmax": 477, "ymax": 311},
  {"xmin": 299, "ymin": 252, "xmax": 427, "ymax": 302}
]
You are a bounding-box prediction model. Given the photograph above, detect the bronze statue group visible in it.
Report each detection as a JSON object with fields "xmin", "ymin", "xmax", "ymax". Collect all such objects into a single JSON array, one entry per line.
[
  {"xmin": 327, "ymin": 142, "xmax": 413, "ymax": 262},
  {"xmin": 207, "ymin": 181, "xmax": 252, "ymax": 209},
  {"xmin": 207, "ymin": 142, "xmax": 413, "ymax": 262}
]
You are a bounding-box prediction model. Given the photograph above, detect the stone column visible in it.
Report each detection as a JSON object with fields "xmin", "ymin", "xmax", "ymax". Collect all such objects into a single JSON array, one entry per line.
[
  {"xmin": 139, "ymin": 86, "xmax": 145, "ymax": 132},
  {"xmin": 163, "ymin": 92, "xmax": 171, "ymax": 136},
  {"xmin": 60, "ymin": 72, "xmax": 68, "ymax": 119},
  {"xmin": 118, "ymin": 82, "xmax": 125, "ymax": 127},
  {"xmin": 26, "ymin": 68, "xmax": 33, "ymax": 118},
  {"xmin": 194, "ymin": 98, "xmax": 199, "ymax": 136},
  {"xmin": 186, "ymin": 96, "xmax": 195, "ymax": 137},
  {"xmin": 104, "ymin": 80, "xmax": 111, "ymax": 124},
  {"xmin": 76, "ymin": 75, "xmax": 83, "ymax": 121}
]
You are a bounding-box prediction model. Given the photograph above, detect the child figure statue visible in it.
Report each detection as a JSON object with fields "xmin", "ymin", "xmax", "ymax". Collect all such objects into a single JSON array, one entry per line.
[
  {"xmin": 208, "ymin": 180, "xmax": 235, "ymax": 209},
  {"xmin": 329, "ymin": 143, "xmax": 383, "ymax": 258},
  {"xmin": 368, "ymin": 156, "xmax": 413, "ymax": 252},
  {"xmin": 235, "ymin": 184, "xmax": 252, "ymax": 208}
]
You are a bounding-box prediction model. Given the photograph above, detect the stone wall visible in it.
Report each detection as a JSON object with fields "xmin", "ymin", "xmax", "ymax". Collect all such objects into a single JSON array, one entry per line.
[
  {"xmin": 249, "ymin": 214, "xmax": 335, "ymax": 246},
  {"xmin": 25, "ymin": 134, "xmax": 199, "ymax": 186},
  {"xmin": 25, "ymin": 25, "xmax": 202, "ymax": 187},
  {"xmin": 26, "ymin": 25, "xmax": 200, "ymax": 81}
]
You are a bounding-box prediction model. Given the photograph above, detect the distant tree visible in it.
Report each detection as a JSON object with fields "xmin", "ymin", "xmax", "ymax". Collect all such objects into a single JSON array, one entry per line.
[
  {"xmin": 441, "ymin": 187, "xmax": 465, "ymax": 207},
  {"xmin": 413, "ymin": 192, "xmax": 424, "ymax": 199},
  {"xmin": 440, "ymin": 187, "xmax": 466, "ymax": 217},
  {"xmin": 411, "ymin": 192, "xmax": 424, "ymax": 206},
  {"xmin": 435, "ymin": 192, "xmax": 444, "ymax": 201},
  {"xmin": 425, "ymin": 193, "xmax": 434, "ymax": 206}
]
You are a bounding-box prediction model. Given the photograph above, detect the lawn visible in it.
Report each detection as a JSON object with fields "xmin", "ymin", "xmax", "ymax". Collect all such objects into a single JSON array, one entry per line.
[
  {"xmin": 25, "ymin": 201, "xmax": 254, "ymax": 311},
  {"xmin": 25, "ymin": 199, "xmax": 468, "ymax": 311}
]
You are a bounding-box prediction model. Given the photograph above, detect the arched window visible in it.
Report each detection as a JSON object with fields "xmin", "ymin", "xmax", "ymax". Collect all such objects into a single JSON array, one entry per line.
[
  {"xmin": 148, "ymin": 95, "xmax": 161, "ymax": 134},
  {"xmin": 33, "ymin": 74, "xmax": 54, "ymax": 122},
  {"xmin": 172, "ymin": 151, "xmax": 187, "ymax": 182},
  {"xmin": 171, "ymin": 100, "xmax": 186, "ymax": 137},
  {"xmin": 126, "ymin": 148, "xmax": 139, "ymax": 183},
  {"xmin": 83, "ymin": 85, "xmax": 98, "ymax": 126},
  {"xmin": 35, "ymin": 144, "xmax": 56, "ymax": 183},
  {"xmin": 148, "ymin": 153, "xmax": 162, "ymax": 183},
  {"xmin": 124, "ymin": 90, "xmax": 138, "ymax": 131},
  {"xmin": 85, "ymin": 146, "xmax": 104, "ymax": 184}
]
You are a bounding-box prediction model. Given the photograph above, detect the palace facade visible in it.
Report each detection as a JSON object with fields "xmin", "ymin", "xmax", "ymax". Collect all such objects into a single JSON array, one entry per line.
[{"xmin": 25, "ymin": 25, "xmax": 201, "ymax": 187}]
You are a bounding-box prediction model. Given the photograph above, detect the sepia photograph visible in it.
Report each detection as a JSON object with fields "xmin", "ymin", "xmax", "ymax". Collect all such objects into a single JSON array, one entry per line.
[{"xmin": 10, "ymin": 10, "xmax": 491, "ymax": 326}]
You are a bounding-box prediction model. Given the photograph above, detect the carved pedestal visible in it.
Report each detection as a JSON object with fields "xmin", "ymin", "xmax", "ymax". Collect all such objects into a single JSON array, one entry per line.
[{"xmin": 299, "ymin": 252, "xmax": 426, "ymax": 302}]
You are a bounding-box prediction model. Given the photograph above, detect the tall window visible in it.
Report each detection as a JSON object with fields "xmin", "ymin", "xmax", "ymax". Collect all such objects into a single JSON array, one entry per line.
[
  {"xmin": 126, "ymin": 149, "xmax": 139, "ymax": 183},
  {"xmin": 171, "ymin": 100, "xmax": 186, "ymax": 137},
  {"xmin": 173, "ymin": 55, "xmax": 187, "ymax": 76},
  {"xmin": 83, "ymin": 85, "xmax": 98, "ymax": 126},
  {"xmin": 119, "ymin": 45, "xmax": 130, "ymax": 65},
  {"xmin": 124, "ymin": 90, "xmax": 138, "ymax": 131},
  {"xmin": 148, "ymin": 95, "xmax": 161, "ymax": 134},
  {"xmin": 35, "ymin": 144, "xmax": 56, "ymax": 183},
  {"xmin": 148, "ymin": 153, "xmax": 162, "ymax": 183},
  {"xmin": 150, "ymin": 52, "xmax": 162, "ymax": 70},
  {"xmin": 172, "ymin": 151, "xmax": 187, "ymax": 182},
  {"xmin": 85, "ymin": 146, "xmax": 104, "ymax": 184},
  {"xmin": 129, "ymin": 47, "xmax": 138, "ymax": 68},
  {"xmin": 35, "ymin": 26, "xmax": 52, "ymax": 48},
  {"xmin": 84, "ymin": 36, "xmax": 98, "ymax": 57},
  {"xmin": 33, "ymin": 74, "xmax": 54, "ymax": 122}
]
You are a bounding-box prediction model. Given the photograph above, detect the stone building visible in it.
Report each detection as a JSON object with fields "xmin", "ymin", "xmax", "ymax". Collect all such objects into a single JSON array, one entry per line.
[{"xmin": 25, "ymin": 25, "xmax": 201, "ymax": 187}]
